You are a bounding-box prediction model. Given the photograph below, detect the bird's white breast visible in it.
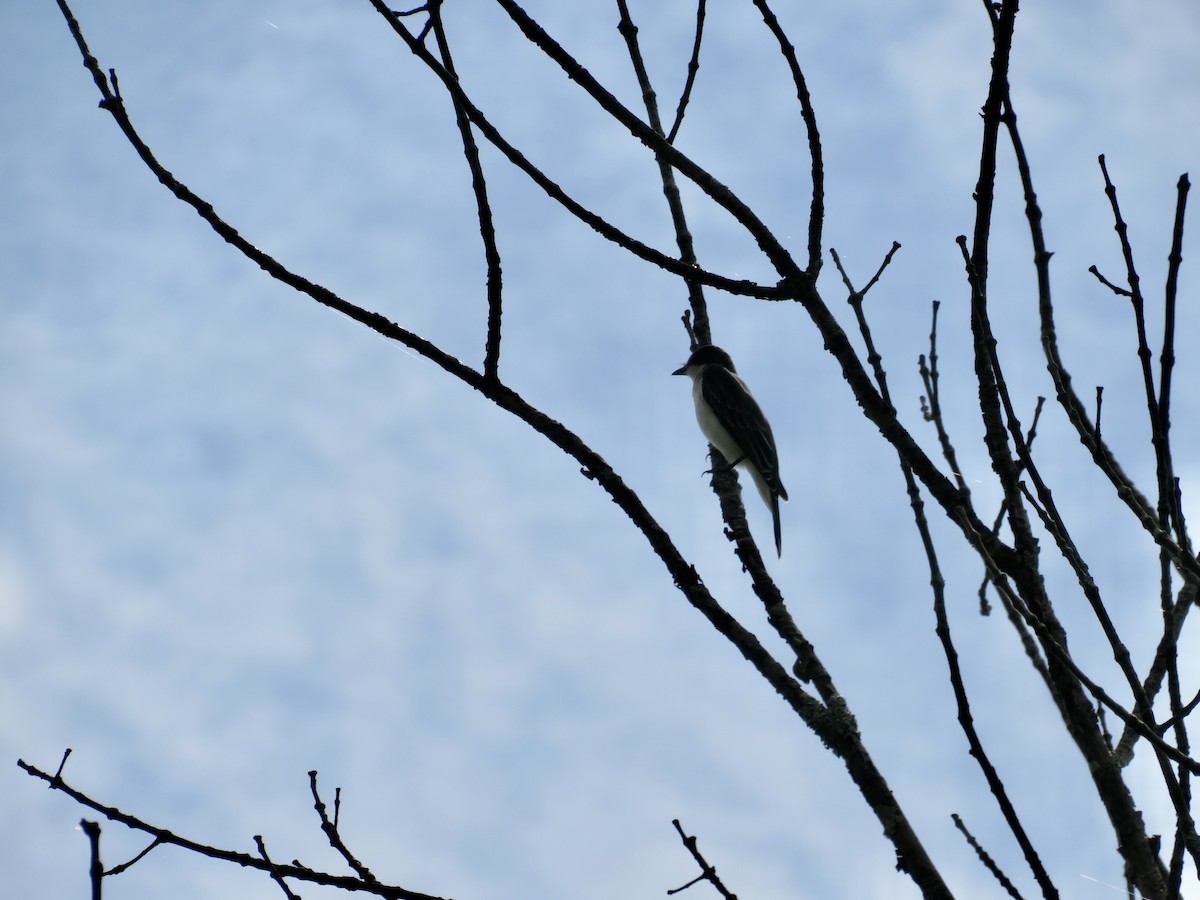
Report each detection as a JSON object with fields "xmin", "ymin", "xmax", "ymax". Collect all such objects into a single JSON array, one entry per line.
[{"xmin": 692, "ymin": 377, "xmax": 743, "ymax": 464}]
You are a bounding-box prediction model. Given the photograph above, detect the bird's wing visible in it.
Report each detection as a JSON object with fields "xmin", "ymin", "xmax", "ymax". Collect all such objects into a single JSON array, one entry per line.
[{"xmin": 701, "ymin": 366, "xmax": 787, "ymax": 500}]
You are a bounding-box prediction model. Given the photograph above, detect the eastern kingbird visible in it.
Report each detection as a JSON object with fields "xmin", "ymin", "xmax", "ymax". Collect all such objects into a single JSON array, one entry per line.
[{"xmin": 673, "ymin": 344, "xmax": 788, "ymax": 556}]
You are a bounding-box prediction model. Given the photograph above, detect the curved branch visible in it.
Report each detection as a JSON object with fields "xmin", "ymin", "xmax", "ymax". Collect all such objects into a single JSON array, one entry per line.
[
  {"xmin": 664, "ymin": 0, "xmax": 705, "ymax": 145},
  {"xmin": 748, "ymin": 0, "xmax": 825, "ymax": 275},
  {"xmin": 426, "ymin": 2, "xmax": 505, "ymax": 380}
]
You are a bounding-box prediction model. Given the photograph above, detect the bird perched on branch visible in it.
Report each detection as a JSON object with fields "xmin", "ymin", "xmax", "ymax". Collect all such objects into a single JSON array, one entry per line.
[{"xmin": 673, "ymin": 344, "xmax": 788, "ymax": 556}]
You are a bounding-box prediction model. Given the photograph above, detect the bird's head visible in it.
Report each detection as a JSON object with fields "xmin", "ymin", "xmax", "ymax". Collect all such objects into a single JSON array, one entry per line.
[{"xmin": 672, "ymin": 344, "xmax": 736, "ymax": 377}]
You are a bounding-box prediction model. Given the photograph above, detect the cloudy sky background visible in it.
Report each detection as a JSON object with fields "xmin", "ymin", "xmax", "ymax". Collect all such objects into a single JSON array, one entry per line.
[{"xmin": 4, "ymin": 1, "xmax": 1199, "ymax": 898}]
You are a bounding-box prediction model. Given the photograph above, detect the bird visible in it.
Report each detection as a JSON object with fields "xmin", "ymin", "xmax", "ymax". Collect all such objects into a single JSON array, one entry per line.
[{"xmin": 673, "ymin": 344, "xmax": 788, "ymax": 556}]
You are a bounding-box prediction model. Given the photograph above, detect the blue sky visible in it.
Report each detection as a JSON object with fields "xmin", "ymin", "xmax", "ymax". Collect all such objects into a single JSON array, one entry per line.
[{"xmin": 3, "ymin": 1, "xmax": 1199, "ymax": 898}]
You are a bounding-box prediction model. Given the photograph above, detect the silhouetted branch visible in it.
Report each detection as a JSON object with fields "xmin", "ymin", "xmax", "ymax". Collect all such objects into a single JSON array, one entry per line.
[
  {"xmin": 256, "ymin": 835, "xmax": 302, "ymax": 900},
  {"xmin": 107, "ymin": 837, "xmax": 164, "ymax": 876},
  {"xmin": 918, "ymin": 300, "xmax": 970, "ymax": 496},
  {"xmin": 18, "ymin": 757, "xmax": 448, "ymax": 900},
  {"xmin": 749, "ymin": 0, "xmax": 825, "ymax": 274},
  {"xmin": 81, "ymin": 819, "xmax": 102, "ymax": 900},
  {"xmin": 924, "ymin": 480, "xmax": 1058, "ymax": 898},
  {"xmin": 951, "ymin": 814, "xmax": 1027, "ymax": 900},
  {"xmin": 1159, "ymin": 176, "xmax": 1191, "ymax": 520},
  {"xmin": 615, "ymin": 0, "xmax": 710, "ymax": 341},
  {"xmin": 1095, "ymin": 156, "xmax": 1182, "ymax": 539},
  {"xmin": 830, "ymin": 242, "xmax": 902, "ymax": 395},
  {"xmin": 310, "ymin": 771, "xmax": 378, "ymax": 883},
  {"xmin": 665, "ymin": 0, "xmax": 705, "ymax": 145},
  {"xmin": 425, "ymin": 1, "xmax": 505, "ymax": 381},
  {"xmin": 668, "ymin": 819, "xmax": 738, "ymax": 900}
]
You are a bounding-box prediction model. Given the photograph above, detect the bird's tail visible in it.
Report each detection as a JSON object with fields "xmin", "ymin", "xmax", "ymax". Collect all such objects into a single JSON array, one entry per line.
[
  {"xmin": 772, "ymin": 494, "xmax": 782, "ymax": 557},
  {"xmin": 747, "ymin": 466, "xmax": 784, "ymax": 557}
]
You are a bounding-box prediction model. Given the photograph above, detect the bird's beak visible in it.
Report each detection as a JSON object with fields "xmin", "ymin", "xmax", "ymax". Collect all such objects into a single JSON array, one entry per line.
[{"xmin": 671, "ymin": 364, "xmax": 688, "ymax": 376}]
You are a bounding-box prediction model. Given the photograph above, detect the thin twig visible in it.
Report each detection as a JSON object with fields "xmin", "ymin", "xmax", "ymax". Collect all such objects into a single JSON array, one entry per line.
[
  {"xmin": 1158, "ymin": 175, "xmax": 1190, "ymax": 529},
  {"xmin": 1015, "ymin": 477, "xmax": 1164, "ymax": 727},
  {"xmin": 666, "ymin": 0, "xmax": 705, "ymax": 144},
  {"xmin": 426, "ymin": 1, "xmax": 505, "ymax": 381},
  {"xmin": 918, "ymin": 301, "xmax": 970, "ymax": 495},
  {"xmin": 829, "ymin": 243, "xmax": 900, "ymax": 401},
  {"xmin": 1157, "ymin": 173, "xmax": 1194, "ymax": 900},
  {"xmin": 668, "ymin": 820, "xmax": 738, "ymax": 900},
  {"xmin": 1115, "ymin": 577, "xmax": 1198, "ymax": 764},
  {"xmin": 256, "ymin": 835, "xmax": 301, "ymax": 900},
  {"xmin": 1089, "ymin": 264, "xmax": 1132, "ymax": 297},
  {"xmin": 309, "ymin": 771, "xmax": 378, "ymax": 883},
  {"xmin": 1096, "ymin": 157, "xmax": 1182, "ymax": 543},
  {"xmin": 748, "ymin": 0, "xmax": 825, "ymax": 274},
  {"xmin": 919, "ymin": 479, "xmax": 1058, "ymax": 898},
  {"xmin": 614, "ymin": 0, "xmax": 709, "ymax": 340},
  {"xmin": 53, "ymin": 747, "xmax": 72, "ymax": 782},
  {"xmin": 106, "ymin": 837, "xmax": 164, "ymax": 876},
  {"xmin": 951, "ymin": 814, "xmax": 1028, "ymax": 900}
]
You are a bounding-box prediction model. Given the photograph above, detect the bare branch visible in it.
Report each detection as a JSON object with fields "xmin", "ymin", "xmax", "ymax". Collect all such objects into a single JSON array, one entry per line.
[
  {"xmin": 614, "ymin": 0, "xmax": 710, "ymax": 342},
  {"xmin": 748, "ymin": 0, "xmax": 826, "ymax": 274},
  {"xmin": 310, "ymin": 771, "xmax": 378, "ymax": 883},
  {"xmin": 951, "ymin": 814, "xmax": 1028, "ymax": 900},
  {"xmin": 1097, "ymin": 157, "xmax": 1185, "ymax": 544},
  {"xmin": 830, "ymin": 242, "xmax": 902, "ymax": 396},
  {"xmin": 425, "ymin": 2, "xmax": 505, "ymax": 381},
  {"xmin": 668, "ymin": 819, "xmax": 739, "ymax": 900},
  {"xmin": 81, "ymin": 820, "xmax": 102, "ymax": 900},
  {"xmin": 1159, "ymin": 174, "xmax": 1190, "ymax": 466},
  {"xmin": 1089, "ymin": 264, "xmax": 1133, "ymax": 297},
  {"xmin": 665, "ymin": 0, "xmax": 706, "ymax": 145},
  {"xmin": 918, "ymin": 301, "xmax": 971, "ymax": 496},
  {"xmin": 19, "ymin": 758, "xmax": 447, "ymax": 900},
  {"xmin": 106, "ymin": 838, "xmax": 164, "ymax": 876},
  {"xmin": 256, "ymin": 835, "xmax": 302, "ymax": 900},
  {"xmin": 917, "ymin": 476, "xmax": 1058, "ymax": 898}
]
